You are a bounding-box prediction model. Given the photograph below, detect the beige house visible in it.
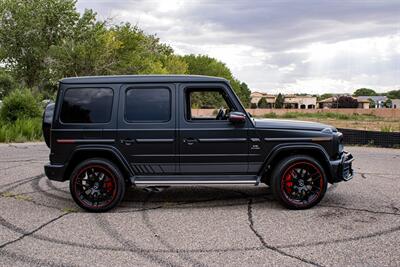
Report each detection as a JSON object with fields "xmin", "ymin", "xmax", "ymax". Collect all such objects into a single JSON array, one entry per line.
[
  {"xmin": 358, "ymin": 99, "xmax": 371, "ymax": 109},
  {"xmin": 250, "ymin": 92, "xmax": 276, "ymax": 108},
  {"xmin": 392, "ymin": 99, "xmax": 400, "ymax": 109},
  {"xmin": 283, "ymin": 95, "xmax": 317, "ymax": 109},
  {"xmin": 318, "ymin": 97, "xmax": 336, "ymax": 109}
]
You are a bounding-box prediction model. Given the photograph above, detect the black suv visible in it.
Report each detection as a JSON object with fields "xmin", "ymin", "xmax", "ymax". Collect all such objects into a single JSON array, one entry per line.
[{"xmin": 43, "ymin": 75, "xmax": 353, "ymax": 212}]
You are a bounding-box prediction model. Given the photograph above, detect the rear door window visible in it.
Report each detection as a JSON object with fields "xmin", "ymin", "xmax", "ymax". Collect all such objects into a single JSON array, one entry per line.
[
  {"xmin": 60, "ymin": 88, "xmax": 113, "ymax": 123},
  {"xmin": 125, "ymin": 88, "xmax": 171, "ymax": 122}
]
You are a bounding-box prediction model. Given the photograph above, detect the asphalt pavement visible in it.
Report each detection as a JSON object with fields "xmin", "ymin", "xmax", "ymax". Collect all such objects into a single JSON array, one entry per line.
[{"xmin": 0, "ymin": 143, "xmax": 399, "ymax": 267}]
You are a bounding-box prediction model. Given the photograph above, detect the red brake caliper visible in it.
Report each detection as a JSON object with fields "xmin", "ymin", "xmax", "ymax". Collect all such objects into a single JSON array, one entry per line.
[
  {"xmin": 103, "ymin": 177, "xmax": 114, "ymax": 193},
  {"xmin": 284, "ymin": 172, "xmax": 293, "ymax": 193}
]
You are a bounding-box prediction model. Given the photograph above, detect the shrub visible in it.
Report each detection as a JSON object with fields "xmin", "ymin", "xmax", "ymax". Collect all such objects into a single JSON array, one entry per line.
[
  {"xmin": 0, "ymin": 118, "xmax": 43, "ymax": 142},
  {"xmin": 0, "ymin": 71, "xmax": 17, "ymax": 99},
  {"xmin": 263, "ymin": 112, "xmax": 277, "ymax": 118},
  {"xmin": 0, "ymin": 89, "xmax": 42, "ymax": 122}
]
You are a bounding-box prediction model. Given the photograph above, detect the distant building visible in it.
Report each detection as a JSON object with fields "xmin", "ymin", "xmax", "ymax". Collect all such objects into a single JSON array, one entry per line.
[
  {"xmin": 250, "ymin": 92, "xmax": 276, "ymax": 108},
  {"xmin": 392, "ymin": 99, "xmax": 400, "ymax": 109},
  {"xmin": 283, "ymin": 95, "xmax": 317, "ymax": 109},
  {"xmin": 318, "ymin": 96, "xmax": 370, "ymax": 109},
  {"xmin": 318, "ymin": 97, "xmax": 337, "ymax": 109},
  {"xmin": 356, "ymin": 96, "xmax": 388, "ymax": 108}
]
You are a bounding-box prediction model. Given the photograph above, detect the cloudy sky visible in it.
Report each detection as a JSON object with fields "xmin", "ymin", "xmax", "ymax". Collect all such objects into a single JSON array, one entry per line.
[{"xmin": 76, "ymin": 0, "xmax": 400, "ymax": 94}]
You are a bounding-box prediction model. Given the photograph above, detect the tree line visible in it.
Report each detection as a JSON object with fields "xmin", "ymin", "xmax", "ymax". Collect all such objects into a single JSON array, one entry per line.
[{"xmin": 0, "ymin": 0, "xmax": 251, "ymax": 106}]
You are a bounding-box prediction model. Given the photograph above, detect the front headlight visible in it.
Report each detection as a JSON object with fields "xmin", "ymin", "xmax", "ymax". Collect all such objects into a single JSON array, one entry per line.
[
  {"xmin": 339, "ymin": 142, "xmax": 344, "ymax": 153},
  {"xmin": 337, "ymin": 132, "xmax": 344, "ymax": 154}
]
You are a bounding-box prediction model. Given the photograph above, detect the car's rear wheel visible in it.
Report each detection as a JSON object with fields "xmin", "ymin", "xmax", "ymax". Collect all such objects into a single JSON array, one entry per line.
[
  {"xmin": 271, "ymin": 155, "xmax": 327, "ymax": 209},
  {"xmin": 69, "ymin": 158, "xmax": 125, "ymax": 212}
]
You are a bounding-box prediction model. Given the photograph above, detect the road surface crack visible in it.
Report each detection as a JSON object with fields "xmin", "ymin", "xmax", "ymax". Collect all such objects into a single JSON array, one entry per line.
[
  {"xmin": 247, "ymin": 199, "xmax": 322, "ymax": 267},
  {"xmin": 320, "ymin": 204, "xmax": 400, "ymax": 216},
  {"xmin": 0, "ymin": 212, "xmax": 70, "ymax": 249}
]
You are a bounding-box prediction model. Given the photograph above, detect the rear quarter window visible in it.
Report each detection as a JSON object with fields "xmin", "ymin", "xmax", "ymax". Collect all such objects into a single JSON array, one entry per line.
[{"xmin": 60, "ymin": 88, "xmax": 113, "ymax": 123}]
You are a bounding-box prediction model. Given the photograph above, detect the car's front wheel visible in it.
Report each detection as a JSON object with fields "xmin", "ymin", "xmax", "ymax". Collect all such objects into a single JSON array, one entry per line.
[
  {"xmin": 69, "ymin": 158, "xmax": 125, "ymax": 212},
  {"xmin": 271, "ymin": 155, "xmax": 327, "ymax": 209}
]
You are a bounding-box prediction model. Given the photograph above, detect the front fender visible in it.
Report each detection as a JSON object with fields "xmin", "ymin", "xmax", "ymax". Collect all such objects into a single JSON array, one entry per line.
[{"xmin": 258, "ymin": 143, "xmax": 334, "ymax": 182}]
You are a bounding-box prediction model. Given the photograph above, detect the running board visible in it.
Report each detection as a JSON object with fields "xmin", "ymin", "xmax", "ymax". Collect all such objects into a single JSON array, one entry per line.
[{"xmin": 131, "ymin": 175, "xmax": 260, "ymax": 186}]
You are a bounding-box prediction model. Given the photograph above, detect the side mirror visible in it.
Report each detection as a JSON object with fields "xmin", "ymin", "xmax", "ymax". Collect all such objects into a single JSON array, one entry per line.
[{"xmin": 229, "ymin": 111, "xmax": 246, "ymax": 124}]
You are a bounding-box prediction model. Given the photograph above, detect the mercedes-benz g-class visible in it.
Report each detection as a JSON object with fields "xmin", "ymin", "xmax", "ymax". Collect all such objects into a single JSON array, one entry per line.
[{"xmin": 43, "ymin": 75, "xmax": 353, "ymax": 212}]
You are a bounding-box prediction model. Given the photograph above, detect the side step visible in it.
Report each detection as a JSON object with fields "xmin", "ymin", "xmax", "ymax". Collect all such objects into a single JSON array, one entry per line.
[{"xmin": 131, "ymin": 175, "xmax": 260, "ymax": 186}]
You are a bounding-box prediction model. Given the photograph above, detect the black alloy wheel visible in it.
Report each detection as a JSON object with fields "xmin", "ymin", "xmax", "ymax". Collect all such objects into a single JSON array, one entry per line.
[
  {"xmin": 271, "ymin": 155, "xmax": 327, "ymax": 209},
  {"xmin": 70, "ymin": 158, "xmax": 125, "ymax": 212}
]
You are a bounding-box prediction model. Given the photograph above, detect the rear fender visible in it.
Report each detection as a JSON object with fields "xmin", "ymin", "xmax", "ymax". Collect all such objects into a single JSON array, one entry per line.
[{"xmin": 64, "ymin": 145, "xmax": 134, "ymax": 182}]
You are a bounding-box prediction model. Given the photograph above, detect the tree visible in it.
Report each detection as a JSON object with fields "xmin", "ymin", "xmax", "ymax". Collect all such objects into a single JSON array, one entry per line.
[
  {"xmin": 181, "ymin": 54, "xmax": 251, "ymax": 106},
  {"xmin": 353, "ymin": 88, "xmax": 377, "ymax": 97},
  {"xmin": 368, "ymin": 98, "xmax": 375, "ymax": 108},
  {"xmin": 384, "ymin": 98, "xmax": 392, "ymax": 108},
  {"xmin": 0, "ymin": 0, "xmax": 79, "ymax": 87},
  {"xmin": 275, "ymin": 93, "xmax": 284, "ymax": 108},
  {"xmin": 0, "ymin": 0, "xmax": 253, "ymax": 105},
  {"xmin": 335, "ymin": 96, "xmax": 358, "ymax": 108},
  {"xmin": 257, "ymin": 97, "xmax": 268, "ymax": 108},
  {"xmin": 318, "ymin": 93, "xmax": 333, "ymax": 101},
  {"xmin": 48, "ymin": 19, "xmax": 188, "ymax": 90},
  {"xmin": 238, "ymin": 82, "xmax": 251, "ymax": 107},
  {"xmin": 386, "ymin": 90, "xmax": 400, "ymax": 99}
]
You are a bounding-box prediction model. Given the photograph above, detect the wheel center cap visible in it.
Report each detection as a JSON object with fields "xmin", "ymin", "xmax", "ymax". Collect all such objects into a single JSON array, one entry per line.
[
  {"xmin": 298, "ymin": 179, "xmax": 304, "ymax": 187},
  {"xmin": 93, "ymin": 182, "xmax": 99, "ymax": 190}
]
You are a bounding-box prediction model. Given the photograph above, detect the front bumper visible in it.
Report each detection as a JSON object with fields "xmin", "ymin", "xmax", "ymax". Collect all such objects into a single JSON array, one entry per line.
[
  {"xmin": 44, "ymin": 163, "xmax": 67, "ymax": 182},
  {"xmin": 330, "ymin": 151, "xmax": 354, "ymax": 183}
]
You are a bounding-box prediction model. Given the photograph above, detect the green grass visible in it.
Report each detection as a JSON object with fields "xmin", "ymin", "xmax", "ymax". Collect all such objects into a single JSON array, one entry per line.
[
  {"xmin": 263, "ymin": 111, "xmax": 378, "ymax": 121},
  {"xmin": 380, "ymin": 125, "xmax": 395, "ymax": 132},
  {"xmin": 0, "ymin": 118, "xmax": 43, "ymax": 143}
]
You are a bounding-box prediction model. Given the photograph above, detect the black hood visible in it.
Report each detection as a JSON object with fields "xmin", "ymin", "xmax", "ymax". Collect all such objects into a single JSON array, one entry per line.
[{"xmin": 253, "ymin": 118, "xmax": 337, "ymax": 132}]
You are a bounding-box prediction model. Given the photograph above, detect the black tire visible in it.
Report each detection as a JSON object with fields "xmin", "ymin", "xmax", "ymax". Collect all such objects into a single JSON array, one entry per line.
[
  {"xmin": 69, "ymin": 158, "xmax": 125, "ymax": 212},
  {"xmin": 271, "ymin": 155, "xmax": 327, "ymax": 209}
]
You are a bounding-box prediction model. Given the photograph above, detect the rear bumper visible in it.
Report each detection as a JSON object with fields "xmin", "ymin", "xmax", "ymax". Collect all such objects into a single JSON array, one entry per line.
[
  {"xmin": 44, "ymin": 163, "xmax": 67, "ymax": 182},
  {"xmin": 330, "ymin": 151, "xmax": 354, "ymax": 183}
]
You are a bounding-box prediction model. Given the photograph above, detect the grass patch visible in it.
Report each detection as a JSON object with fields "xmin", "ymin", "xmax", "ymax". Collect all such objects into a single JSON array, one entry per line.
[
  {"xmin": 61, "ymin": 207, "xmax": 78, "ymax": 213},
  {"xmin": 259, "ymin": 111, "xmax": 399, "ymax": 132},
  {"xmin": 0, "ymin": 118, "xmax": 43, "ymax": 142},
  {"xmin": 380, "ymin": 125, "xmax": 395, "ymax": 132},
  {"xmin": 263, "ymin": 112, "xmax": 278, "ymax": 118}
]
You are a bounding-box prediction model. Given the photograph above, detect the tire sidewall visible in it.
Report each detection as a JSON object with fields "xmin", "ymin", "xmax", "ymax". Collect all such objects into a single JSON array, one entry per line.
[
  {"xmin": 271, "ymin": 155, "xmax": 328, "ymax": 209},
  {"xmin": 69, "ymin": 158, "xmax": 125, "ymax": 212}
]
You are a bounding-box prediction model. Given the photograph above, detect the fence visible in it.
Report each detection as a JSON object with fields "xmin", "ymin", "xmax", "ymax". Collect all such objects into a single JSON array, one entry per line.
[{"xmin": 338, "ymin": 128, "xmax": 400, "ymax": 148}]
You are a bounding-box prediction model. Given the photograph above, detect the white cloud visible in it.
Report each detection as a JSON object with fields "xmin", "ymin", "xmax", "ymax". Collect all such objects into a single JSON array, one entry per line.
[{"xmin": 76, "ymin": 0, "xmax": 400, "ymax": 94}]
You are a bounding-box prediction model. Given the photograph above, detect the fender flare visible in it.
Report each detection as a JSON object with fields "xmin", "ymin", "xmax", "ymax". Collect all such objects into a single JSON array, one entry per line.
[
  {"xmin": 258, "ymin": 143, "xmax": 333, "ymax": 179},
  {"xmin": 66, "ymin": 145, "xmax": 134, "ymax": 177}
]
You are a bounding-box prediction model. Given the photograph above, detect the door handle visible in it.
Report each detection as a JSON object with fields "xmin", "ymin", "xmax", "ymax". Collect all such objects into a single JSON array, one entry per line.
[
  {"xmin": 120, "ymin": 139, "xmax": 134, "ymax": 146},
  {"xmin": 183, "ymin": 138, "xmax": 198, "ymax": 146}
]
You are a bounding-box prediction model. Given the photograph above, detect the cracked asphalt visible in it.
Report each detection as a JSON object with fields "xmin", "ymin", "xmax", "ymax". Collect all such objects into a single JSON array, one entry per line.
[{"xmin": 0, "ymin": 143, "xmax": 399, "ymax": 267}]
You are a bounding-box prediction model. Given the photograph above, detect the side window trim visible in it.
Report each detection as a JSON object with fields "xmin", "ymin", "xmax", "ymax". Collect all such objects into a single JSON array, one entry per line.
[{"xmin": 124, "ymin": 86, "xmax": 172, "ymax": 123}]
